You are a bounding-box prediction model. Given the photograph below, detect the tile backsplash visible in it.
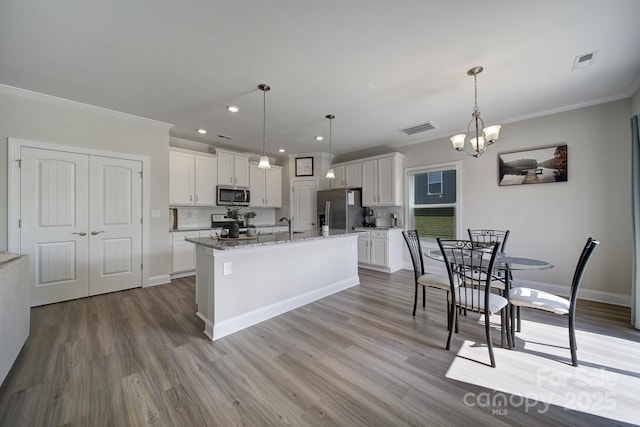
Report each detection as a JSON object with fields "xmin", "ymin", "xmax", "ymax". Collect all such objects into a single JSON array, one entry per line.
[{"xmin": 171, "ymin": 206, "xmax": 278, "ymax": 229}]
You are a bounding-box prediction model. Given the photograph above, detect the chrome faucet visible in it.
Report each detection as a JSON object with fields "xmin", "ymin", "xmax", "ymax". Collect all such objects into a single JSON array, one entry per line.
[{"xmin": 279, "ymin": 216, "xmax": 294, "ymax": 238}]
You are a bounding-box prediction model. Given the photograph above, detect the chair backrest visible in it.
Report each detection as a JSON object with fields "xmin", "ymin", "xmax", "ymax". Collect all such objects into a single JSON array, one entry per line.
[
  {"xmin": 402, "ymin": 230, "xmax": 424, "ymax": 282},
  {"xmin": 569, "ymin": 237, "xmax": 600, "ymax": 311},
  {"xmin": 436, "ymin": 239, "xmax": 500, "ymax": 312},
  {"xmin": 468, "ymin": 229, "xmax": 510, "ymax": 252}
]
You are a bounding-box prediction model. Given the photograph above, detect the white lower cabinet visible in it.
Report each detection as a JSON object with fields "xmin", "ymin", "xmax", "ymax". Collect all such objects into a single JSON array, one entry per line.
[
  {"xmin": 171, "ymin": 231, "xmax": 198, "ymax": 274},
  {"xmin": 356, "ymin": 228, "xmax": 404, "ymax": 273},
  {"xmin": 171, "ymin": 230, "xmax": 222, "ymax": 275}
]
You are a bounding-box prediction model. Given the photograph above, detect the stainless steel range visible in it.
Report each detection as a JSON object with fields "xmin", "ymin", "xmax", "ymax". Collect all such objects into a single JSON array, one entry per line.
[{"xmin": 211, "ymin": 214, "xmax": 246, "ymax": 233}]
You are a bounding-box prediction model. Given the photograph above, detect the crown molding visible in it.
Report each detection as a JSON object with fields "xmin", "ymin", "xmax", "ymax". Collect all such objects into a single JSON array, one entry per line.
[{"xmin": 0, "ymin": 84, "xmax": 174, "ymax": 129}]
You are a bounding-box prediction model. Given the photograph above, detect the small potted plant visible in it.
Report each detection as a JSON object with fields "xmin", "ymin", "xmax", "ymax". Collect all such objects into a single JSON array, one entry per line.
[{"xmin": 225, "ymin": 204, "xmax": 242, "ymax": 238}]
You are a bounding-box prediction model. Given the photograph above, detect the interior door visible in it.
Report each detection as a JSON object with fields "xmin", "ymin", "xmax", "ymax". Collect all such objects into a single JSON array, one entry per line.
[
  {"xmin": 20, "ymin": 147, "xmax": 90, "ymax": 306},
  {"xmin": 292, "ymin": 180, "xmax": 317, "ymax": 231},
  {"xmin": 89, "ymin": 156, "xmax": 143, "ymax": 295}
]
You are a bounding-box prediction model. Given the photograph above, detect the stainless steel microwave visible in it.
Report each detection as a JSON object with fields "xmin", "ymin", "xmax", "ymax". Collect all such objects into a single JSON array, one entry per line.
[{"xmin": 217, "ymin": 185, "xmax": 250, "ymax": 206}]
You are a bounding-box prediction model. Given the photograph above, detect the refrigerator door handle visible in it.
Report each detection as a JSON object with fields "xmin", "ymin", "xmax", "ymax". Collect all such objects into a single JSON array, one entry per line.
[{"xmin": 325, "ymin": 200, "xmax": 331, "ymax": 226}]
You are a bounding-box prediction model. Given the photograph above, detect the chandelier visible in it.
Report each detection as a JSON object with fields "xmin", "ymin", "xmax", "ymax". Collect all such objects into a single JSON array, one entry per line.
[
  {"xmin": 325, "ymin": 114, "xmax": 336, "ymax": 179},
  {"xmin": 258, "ymin": 83, "xmax": 271, "ymax": 169},
  {"xmin": 450, "ymin": 66, "xmax": 501, "ymax": 158}
]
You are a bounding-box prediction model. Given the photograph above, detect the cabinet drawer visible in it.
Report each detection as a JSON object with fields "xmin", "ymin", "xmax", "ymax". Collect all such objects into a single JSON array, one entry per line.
[{"xmin": 371, "ymin": 230, "xmax": 388, "ymax": 239}]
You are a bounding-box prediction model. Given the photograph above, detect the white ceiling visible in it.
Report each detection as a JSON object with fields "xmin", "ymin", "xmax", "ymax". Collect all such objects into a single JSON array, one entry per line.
[{"xmin": 1, "ymin": 0, "xmax": 639, "ymax": 158}]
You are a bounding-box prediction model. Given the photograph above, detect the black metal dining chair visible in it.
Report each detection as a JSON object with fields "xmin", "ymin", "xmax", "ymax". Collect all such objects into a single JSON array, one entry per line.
[
  {"xmin": 402, "ymin": 230, "xmax": 453, "ymax": 328},
  {"xmin": 508, "ymin": 237, "xmax": 600, "ymax": 367},
  {"xmin": 437, "ymin": 239, "xmax": 507, "ymax": 368}
]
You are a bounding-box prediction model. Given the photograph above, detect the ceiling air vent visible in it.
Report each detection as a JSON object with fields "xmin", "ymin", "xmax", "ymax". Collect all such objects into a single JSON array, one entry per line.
[
  {"xmin": 572, "ymin": 50, "xmax": 598, "ymax": 70},
  {"xmin": 400, "ymin": 121, "xmax": 436, "ymax": 136},
  {"xmin": 217, "ymin": 134, "xmax": 233, "ymax": 140}
]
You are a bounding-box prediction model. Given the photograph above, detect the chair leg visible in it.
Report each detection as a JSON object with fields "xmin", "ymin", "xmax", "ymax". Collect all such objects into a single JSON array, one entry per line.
[
  {"xmin": 446, "ymin": 306, "xmax": 456, "ymax": 350},
  {"xmin": 569, "ymin": 314, "xmax": 578, "ymax": 367},
  {"xmin": 510, "ymin": 304, "xmax": 516, "ymax": 348},
  {"xmin": 446, "ymin": 295, "xmax": 451, "ymax": 331},
  {"xmin": 500, "ymin": 310, "xmax": 505, "ymax": 348},
  {"xmin": 422, "ymin": 284, "xmax": 426, "ymax": 308},
  {"xmin": 412, "ymin": 283, "xmax": 418, "ymax": 316},
  {"xmin": 485, "ymin": 312, "xmax": 496, "ymax": 368},
  {"xmin": 517, "ymin": 306, "xmax": 522, "ymax": 332}
]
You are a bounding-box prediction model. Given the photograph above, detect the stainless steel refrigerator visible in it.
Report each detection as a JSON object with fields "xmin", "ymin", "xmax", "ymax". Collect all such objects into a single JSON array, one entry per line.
[{"xmin": 317, "ymin": 188, "xmax": 363, "ymax": 231}]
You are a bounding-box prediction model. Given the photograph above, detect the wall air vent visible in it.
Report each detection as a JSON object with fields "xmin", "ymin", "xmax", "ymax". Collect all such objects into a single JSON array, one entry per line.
[
  {"xmin": 572, "ymin": 50, "xmax": 598, "ymax": 71},
  {"xmin": 400, "ymin": 121, "xmax": 436, "ymax": 135}
]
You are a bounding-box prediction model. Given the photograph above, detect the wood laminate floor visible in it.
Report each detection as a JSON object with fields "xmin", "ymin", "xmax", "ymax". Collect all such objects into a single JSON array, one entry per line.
[{"xmin": 1, "ymin": 269, "xmax": 639, "ymax": 426}]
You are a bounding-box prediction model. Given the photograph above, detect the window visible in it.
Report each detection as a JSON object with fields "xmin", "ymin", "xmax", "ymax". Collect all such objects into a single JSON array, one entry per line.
[
  {"xmin": 406, "ymin": 162, "xmax": 459, "ymax": 240},
  {"xmin": 427, "ymin": 171, "xmax": 442, "ymax": 195}
]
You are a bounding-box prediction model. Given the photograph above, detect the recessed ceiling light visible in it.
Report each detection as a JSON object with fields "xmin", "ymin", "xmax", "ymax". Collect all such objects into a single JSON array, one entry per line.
[
  {"xmin": 278, "ymin": 148, "xmax": 286, "ymax": 153},
  {"xmin": 315, "ymin": 136, "xmax": 324, "ymax": 141},
  {"xmin": 227, "ymin": 105, "xmax": 239, "ymax": 113},
  {"xmin": 197, "ymin": 129, "xmax": 207, "ymax": 134}
]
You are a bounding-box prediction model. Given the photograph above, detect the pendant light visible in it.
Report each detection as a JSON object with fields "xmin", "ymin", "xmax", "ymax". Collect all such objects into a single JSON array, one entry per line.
[
  {"xmin": 325, "ymin": 114, "xmax": 336, "ymax": 179},
  {"xmin": 258, "ymin": 83, "xmax": 271, "ymax": 169},
  {"xmin": 449, "ymin": 66, "xmax": 501, "ymax": 158}
]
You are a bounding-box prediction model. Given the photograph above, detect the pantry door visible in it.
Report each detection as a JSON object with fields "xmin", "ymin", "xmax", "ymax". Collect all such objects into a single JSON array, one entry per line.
[
  {"xmin": 88, "ymin": 156, "xmax": 142, "ymax": 295},
  {"xmin": 20, "ymin": 147, "xmax": 143, "ymax": 306},
  {"xmin": 20, "ymin": 147, "xmax": 90, "ymax": 306}
]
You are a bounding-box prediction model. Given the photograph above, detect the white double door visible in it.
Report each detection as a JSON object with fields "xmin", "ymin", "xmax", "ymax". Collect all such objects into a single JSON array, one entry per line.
[{"xmin": 20, "ymin": 147, "xmax": 143, "ymax": 306}]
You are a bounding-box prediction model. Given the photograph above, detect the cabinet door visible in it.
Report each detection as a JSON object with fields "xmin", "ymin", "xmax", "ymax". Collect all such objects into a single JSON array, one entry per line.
[
  {"xmin": 217, "ymin": 152, "xmax": 235, "ymax": 186},
  {"xmin": 169, "ymin": 151, "xmax": 194, "ymax": 205},
  {"xmin": 361, "ymin": 160, "xmax": 377, "ymax": 206},
  {"xmin": 331, "ymin": 166, "xmax": 346, "ymax": 189},
  {"xmin": 234, "ymin": 155, "xmax": 249, "ymax": 187},
  {"xmin": 172, "ymin": 232, "xmax": 198, "ymax": 273},
  {"xmin": 376, "ymin": 156, "xmax": 395, "ymax": 206},
  {"xmin": 194, "ymin": 155, "xmax": 216, "ymax": 205},
  {"xmin": 264, "ymin": 167, "xmax": 282, "ymax": 207},
  {"xmin": 249, "ymin": 164, "xmax": 265, "ymax": 207},
  {"xmin": 370, "ymin": 238, "xmax": 388, "ymax": 266},
  {"xmin": 345, "ymin": 163, "xmax": 362, "ymax": 188},
  {"xmin": 358, "ymin": 235, "xmax": 371, "ymax": 264}
]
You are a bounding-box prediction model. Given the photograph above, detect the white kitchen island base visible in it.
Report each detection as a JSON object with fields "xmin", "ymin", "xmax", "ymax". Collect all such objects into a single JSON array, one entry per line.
[{"xmin": 190, "ymin": 231, "xmax": 360, "ymax": 341}]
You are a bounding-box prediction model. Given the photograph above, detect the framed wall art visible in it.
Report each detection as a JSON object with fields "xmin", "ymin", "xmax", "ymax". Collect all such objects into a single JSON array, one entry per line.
[
  {"xmin": 295, "ymin": 157, "xmax": 314, "ymax": 176},
  {"xmin": 498, "ymin": 144, "xmax": 567, "ymax": 186}
]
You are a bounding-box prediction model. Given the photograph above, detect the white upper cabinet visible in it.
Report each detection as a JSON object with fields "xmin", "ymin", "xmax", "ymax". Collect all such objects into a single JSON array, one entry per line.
[
  {"xmin": 361, "ymin": 153, "xmax": 404, "ymax": 206},
  {"xmin": 217, "ymin": 150, "xmax": 249, "ymax": 187},
  {"xmin": 169, "ymin": 149, "xmax": 216, "ymax": 206},
  {"xmin": 330, "ymin": 162, "xmax": 362, "ymax": 189},
  {"xmin": 249, "ymin": 163, "xmax": 282, "ymax": 207}
]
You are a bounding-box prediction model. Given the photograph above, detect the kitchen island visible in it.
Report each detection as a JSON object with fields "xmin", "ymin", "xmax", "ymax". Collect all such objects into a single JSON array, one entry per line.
[{"xmin": 186, "ymin": 230, "xmax": 360, "ymax": 341}]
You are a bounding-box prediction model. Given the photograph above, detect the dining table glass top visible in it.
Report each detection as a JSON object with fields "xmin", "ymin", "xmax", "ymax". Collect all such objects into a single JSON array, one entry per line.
[{"xmin": 425, "ymin": 249, "xmax": 553, "ymax": 271}]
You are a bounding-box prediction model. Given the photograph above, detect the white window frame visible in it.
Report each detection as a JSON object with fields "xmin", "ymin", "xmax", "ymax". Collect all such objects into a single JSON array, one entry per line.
[{"xmin": 404, "ymin": 160, "xmax": 462, "ymax": 247}]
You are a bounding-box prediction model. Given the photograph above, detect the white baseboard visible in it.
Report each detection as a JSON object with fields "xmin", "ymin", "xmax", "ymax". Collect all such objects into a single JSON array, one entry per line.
[
  {"xmin": 169, "ymin": 271, "xmax": 195, "ymax": 280},
  {"xmin": 211, "ymin": 275, "xmax": 360, "ymax": 341},
  {"xmin": 402, "ymin": 266, "xmax": 630, "ymax": 307},
  {"xmin": 146, "ymin": 274, "xmax": 171, "ymax": 287}
]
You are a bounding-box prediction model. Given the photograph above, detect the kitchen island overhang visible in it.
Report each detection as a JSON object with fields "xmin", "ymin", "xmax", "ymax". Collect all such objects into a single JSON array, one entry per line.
[{"xmin": 187, "ymin": 230, "xmax": 360, "ymax": 341}]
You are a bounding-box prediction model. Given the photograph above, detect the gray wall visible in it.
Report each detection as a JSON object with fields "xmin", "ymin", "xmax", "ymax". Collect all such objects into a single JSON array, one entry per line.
[
  {"xmin": 633, "ymin": 87, "xmax": 640, "ymax": 116},
  {"xmin": 0, "ymin": 87, "xmax": 172, "ymax": 283}
]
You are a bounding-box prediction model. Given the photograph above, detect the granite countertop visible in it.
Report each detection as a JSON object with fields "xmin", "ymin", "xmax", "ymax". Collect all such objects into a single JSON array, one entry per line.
[
  {"xmin": 186, "ymin": 229, "xmax": 362, "ymax": 251},
  {"xmin": 354, "ymin": 227, "xmax": 404, "ymax": 231}
]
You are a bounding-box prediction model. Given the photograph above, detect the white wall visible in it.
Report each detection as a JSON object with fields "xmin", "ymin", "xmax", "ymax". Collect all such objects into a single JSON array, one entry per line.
[
  {"xmin": 397, "ymin": 99, "xmax": 632, "ymax": 303},
  {"xmin": 0, "ymin": 86, "xmax": 172, "ymax": 283}
]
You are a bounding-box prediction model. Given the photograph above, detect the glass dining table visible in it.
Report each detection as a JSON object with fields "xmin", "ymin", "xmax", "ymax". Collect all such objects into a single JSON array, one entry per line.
[{"xmin": 424, "ymin": 248, "xmax": 553, "ymax": 348}]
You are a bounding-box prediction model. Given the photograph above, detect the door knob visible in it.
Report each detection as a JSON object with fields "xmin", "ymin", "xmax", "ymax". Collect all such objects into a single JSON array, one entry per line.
[
  {"xmin": 72, "ymin": 231, "xmax": 87, "ymax": 236},
  {"xmin": 91, "ymin": 231, "xmax": 105, "ymax": 235}
]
